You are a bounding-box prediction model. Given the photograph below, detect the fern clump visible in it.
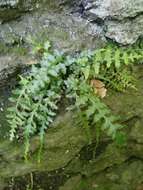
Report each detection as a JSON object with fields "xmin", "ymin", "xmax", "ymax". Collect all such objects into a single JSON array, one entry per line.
[
  {"xmin": 7, "ymin": 41, "xmax": 143, "ymax": 158},
  {"xmin": 65, "ymin": 78, "xmax": 123, "ymax": 140},
  {"xmin": 72, "ymin": 44, "xmax": 143, "ymax": 91},
  {"xmin": 7, "ymin": 47, "xmax": 68, "ymax": 158}
]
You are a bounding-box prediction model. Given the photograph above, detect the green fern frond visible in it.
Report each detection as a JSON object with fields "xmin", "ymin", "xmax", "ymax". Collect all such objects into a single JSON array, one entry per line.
[
  {"xmin": 8, "ymin": 50, "xmax": 67, "ymax": 157},
  {"xmin": 65, "ymin": 79, "xmax": 124, "ymax": 141}
]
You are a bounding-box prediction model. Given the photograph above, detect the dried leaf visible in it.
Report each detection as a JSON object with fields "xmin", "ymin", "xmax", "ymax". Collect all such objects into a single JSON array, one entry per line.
[
  {"xmin": 90, "ymin": 79, "xmax": 107, "ymax": 98},
  {"xmin": 26, "ymin": 59, "xmax": 37, "ymax": 65}
]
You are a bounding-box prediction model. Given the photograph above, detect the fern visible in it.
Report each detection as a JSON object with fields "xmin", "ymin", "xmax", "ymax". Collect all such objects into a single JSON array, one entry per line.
[
  {"xmin": 65, "ymin": 77, "xmax": 123, "ymax": 142},
  {"xmin": 77, "ymin": 45, "xmax": 143, "ymax": 77},
  {"xmin": 74, "ymin": 44, "xmax": 143, "ymax": 92},
  {"xmin": 7, "ymin": 48, "xmax": 67, "ymax": 158},
  {"xmin": 106, "ymin": 69, "xmax": 137, "ymax": 92},
  {"xmin": 7, "ymin": 42, "xmax": 143, "ymax": 158}
]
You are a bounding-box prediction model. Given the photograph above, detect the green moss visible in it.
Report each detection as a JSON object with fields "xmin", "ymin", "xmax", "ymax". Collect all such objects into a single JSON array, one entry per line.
[
  {"xmin": 11, "ymin": 46, "xmax": 28, "ymax": 56},
  {"xmin": 0, "ymin": 42, "xmax": 9, "ymax": 54}
]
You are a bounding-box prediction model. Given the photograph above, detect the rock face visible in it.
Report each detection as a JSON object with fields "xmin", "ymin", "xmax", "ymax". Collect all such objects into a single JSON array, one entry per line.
[
  {"xmin": 0, "ymin": 0, "xmax": 142, "ymax": 46},
  {"xmin": 82, "ymin": 0, "xmax": 143, "ymax": 44},
  {"xmin": 0, "ymin": 0, "xmax": 18, "ymax": 7},
  {"xmin": 83, "ymin": 0, "xmax": 143, "ymax": 20},
  {"xmin": 0, "ymin": 12, "xmax": 104, "ymax": 52},
  {"xmin": 0, "ymin": 0, "xmax": 80, "ymax": 23},
  {"xmin": 0, "ymin": 0, "xmax": 38, "ymax": 22},
  {"xmin": 105, "ymin": 15, "xmax": 143, "ymax": 45},
  {"xmin": 0, "ymin": 1, "xmax": 105, "ymax": 81}
]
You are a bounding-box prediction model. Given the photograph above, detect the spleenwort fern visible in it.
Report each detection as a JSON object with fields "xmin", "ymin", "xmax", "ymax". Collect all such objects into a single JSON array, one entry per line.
[
  {"xmin": 74, "ymin": 44, "xmax": 143, "ymax": 91},
  {"xmin": 7, "ymin": 42, "xmax": 143, "ymax": 159},
  {"xmin": 7, "ymin": 47, "xmax": 68, "ymax": 159},
  {"xmin": 76, "ymin": 44, "xmax": 143, "ymax": 77},
  {"xmin": 65, "ymin": 72, "xmax": 123, "ymax": 144}
]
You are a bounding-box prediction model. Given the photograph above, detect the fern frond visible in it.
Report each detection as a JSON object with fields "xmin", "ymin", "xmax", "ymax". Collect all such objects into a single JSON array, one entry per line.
[
  {"xmin": 66, "ymin": 79, "xmax": 124, "ymax": 141},
  {"xmin": 8, "ymin": 50, "xmax": 67, "ymax": 156}
]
